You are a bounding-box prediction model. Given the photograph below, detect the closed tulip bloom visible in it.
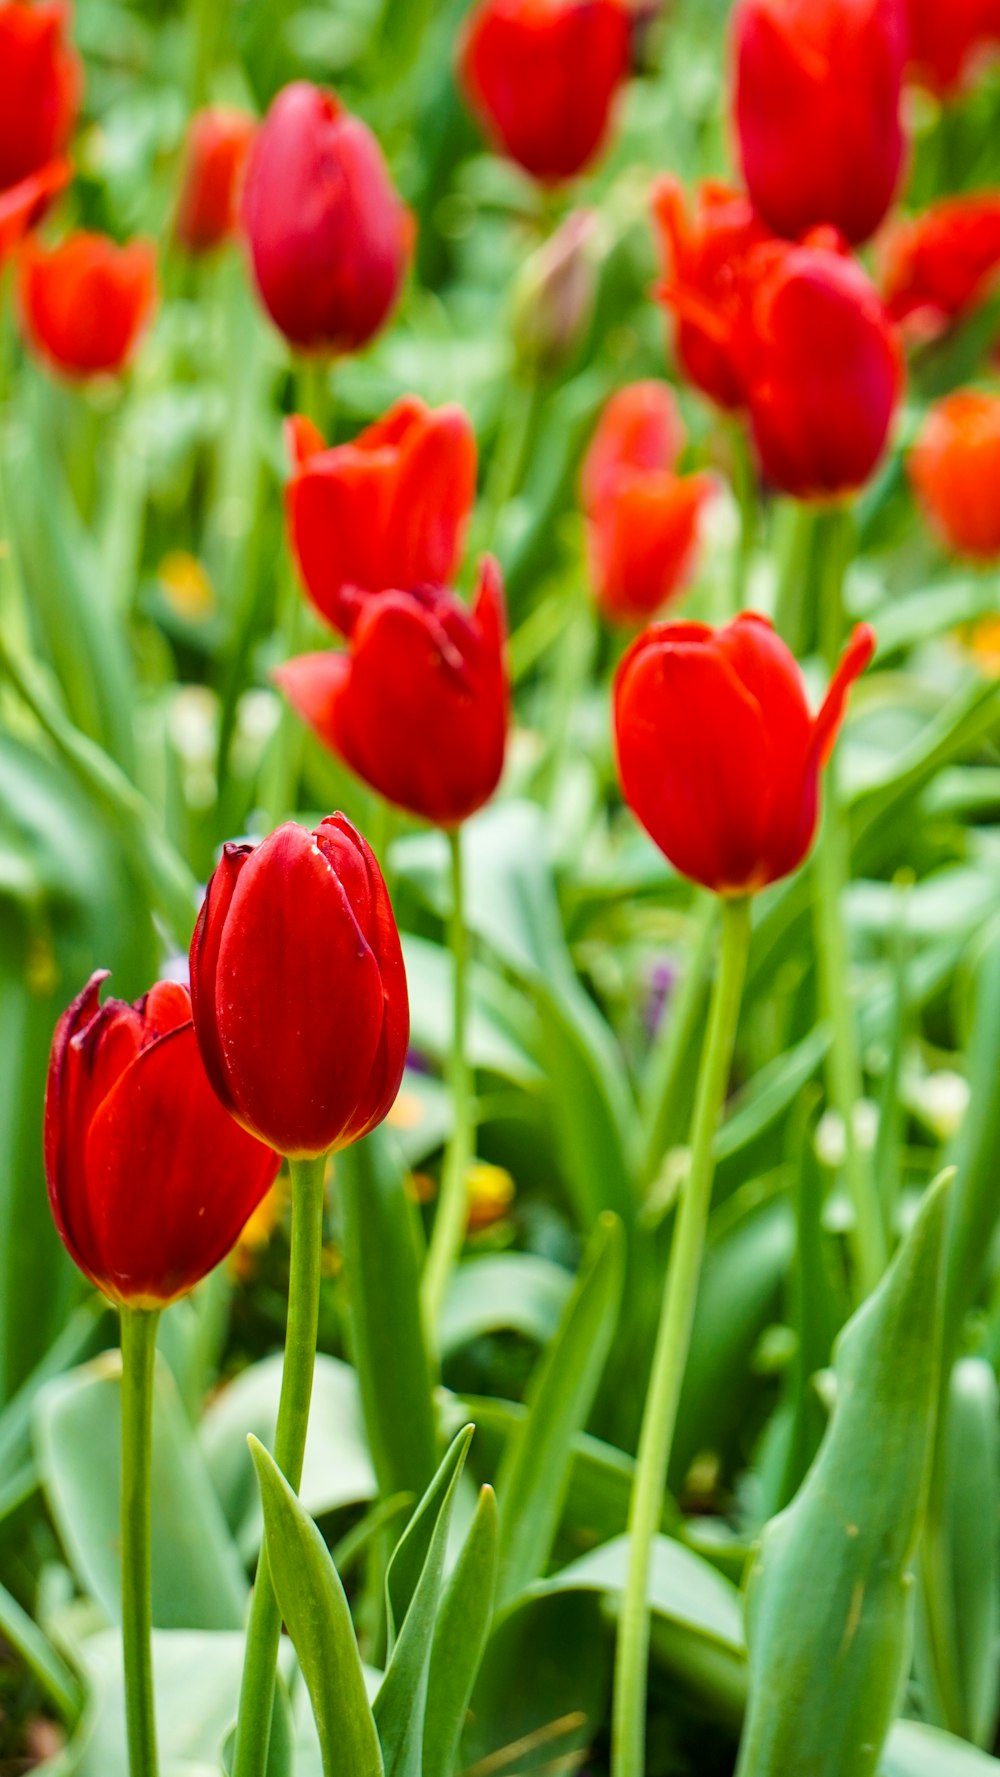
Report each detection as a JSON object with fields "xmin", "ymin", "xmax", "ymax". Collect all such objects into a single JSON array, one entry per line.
[
  {"xmin": 18, "ymin": 232, "xmax": 157, "ymax": 379},
  {"xmin": 732, "ymin": 0, "xmax": 907, "ymax": 247},
  {"xmin": 457, "ymin": 0, "xmax": 632, "ymax": 185},
  {"xmin": 581, "ymin": 382, "xmax": 715, "ymax": 623},
  {"xmin": 741, "ymin": 238, "xmax": 903, "ymax": 500},
  {"xmin": 905, "ymin": 0, "xmax": 1000, "ymax": 92},
  {"xmin": 0, "ymin": 1, "xmax": 81, "ymax": 194},
  {"xmin": 879, "ymin": 193, "xmax": 1000, "ymax": 339},
  {"xmin": 274, "ymin": 559, "xmax": 508, "ymax": 828},
  {"xmin": 175, "ymin": 107, "xmax": 256, "ymax": 255},
  {"xmin": 0, "ymin": 157, "xmax": 69, "ymax": 270},
  {"xmin": 614, "ymin": 613, "xmax": 875, "ymax": 894},
  {"xmin": 190, "ymin": 814, "xmax": 409, "ymax": 1159},
  {"xmin": 910, "ymin": 391, "xmax": 1000, "ymax": 559},
  {"xmin": 286, "ymin": 397, "xmax": 477, "ymax": 635},
  {"xmin": 45, "ymin": 973, "xmax": 280, "ymax": 1308},
  {"xmin": 241, "ymin": 82, "xmax": 411, "ymax": 355},
  {"xmin": 651, "ymin": 176, "xmax": 771, "ymax": 411}
]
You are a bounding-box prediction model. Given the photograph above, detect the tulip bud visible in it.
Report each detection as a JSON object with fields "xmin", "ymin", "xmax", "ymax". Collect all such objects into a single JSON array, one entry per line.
[
  {"xmin": 0, "ymin": 1, "xmax": 81, "ymax": 194},
  {"xmin": 740, "ymin": 237, "xmax": 903, "ymax": 501},
  {"xmin": 878, "ymin": 193, "xmax": 1000, "ymax": 340},
  {"xmin": 581, "ymin": 381, "xmax": 715, "ymax": 624},
  {"xmin": 44, "ymin": 973, "xmax": 280, "ymax": 1307},
  {"xmin": 905, "ymin": 0, "xmax": 1000, "ymax": 93},
  {"xmin": 650, "ymin": 176, "xmax": 771, "ymax": 411},
  {"xmin": 457, "ymin": 0, "xmax": 632, "ymax": 185},
  {"xmin": 274, "ymin": 559, "xmax": 509, "ymax": 829},
  {"xmin": 285, "ymin": 397, "xmax": 477, "ymax": 636},
  {"xmin": 241, "ymin": 81, "xmax": 411, "ymax": 355},
  {"xmin": 909, "ymin": 390, "xmax": 1000, "ymax": 560},
  {"xmin": 175, "ymin": 107, "xmax": 256, "ymax": 256},
  {"xmin": 17, "ymin": 231, "xmax": 157, "ymax": 380},
  {"xmin": 512, "ymin": 209, "xmax": 599, "ymax": 376},
  {"xmin": 614, "ymin": 612, "xmax": 875, "ymax": 895},
  {"xmin": 189, "ymin": 814, "xmax": 409, "ymax": 1159},
  {"xmin": 732, "ymin": 0, "xmax": 907, "ymax": 247}
]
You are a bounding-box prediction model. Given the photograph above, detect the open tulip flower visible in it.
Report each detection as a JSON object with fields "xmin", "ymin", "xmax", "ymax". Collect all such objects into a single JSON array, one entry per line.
[
  {"xmin": 241, "ymin": 81, "xmax": 411, "ymax": 355},
  {"xmin": 879, "ymin": 193, "xmax": 1000, "ymax": 340},
  {"xmin": 457, "ymin": 0, "xmax": 632, "ymax": 184},
  {"xmin": 285, "ymin": 398, "xmax": 477, "ymax": 634},
  {"xmin": 18, "ymin": 231, "xmax": 157, "ymax": 380},
  {"xmin": 174, "ymin": 106, "xmax": 256, "ymax": 256},
  {"xmin": 275, "ymin": 560, "xmax": 508, "ymax": 829},
  {"xmin": 905, "ymin": 0, "xmax": 1000, "ymax": 92},
  {"xmin": 0, "ymin": 1, "xmax": 81, "ymax": 195},
  {"xmin": 910, "ymin": 390, "xmax": 1000, "ymax": 560},
  {"xmin": 45, "ymin": 972, "xmax": 280, "ymax": 1307},
  {"xmin": 614, "ymin": 612, "xmax": 875, "ymax": 894},
  {"xmin": 732, "ymin": 0, "xmax": 907, "ymax": 247},
  {"xmin": 650, "ymin": 176, "xmax": 772, "ymax": 411}
]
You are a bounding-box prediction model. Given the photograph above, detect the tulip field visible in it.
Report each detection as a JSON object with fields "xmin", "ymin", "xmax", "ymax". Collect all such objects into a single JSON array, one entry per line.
[{"xmin": 10, "ymin": 0, "xmax": 1000, "ymax": 1772}]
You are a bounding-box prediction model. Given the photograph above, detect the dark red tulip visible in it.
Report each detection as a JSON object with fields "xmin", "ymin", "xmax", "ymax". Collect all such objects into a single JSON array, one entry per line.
[
  {"xmin": 189, "ymin": 814, "xmax": 409, "ymax": 1159},
  {"xmin": 650, "ymin": 176, "xmax": 771, "ymax": 411},
  {"xmin": 285, "ymin": 397, "xmax": 477, "ymax": 635},
  {"xmin": 905, "ymin": 0, "xmax": 1000, "ymax": 92},
  {"xmin": 879, "ymin": 194, "xmax": 1000, "ymax": 339},
  {"xmin": 581, "ymin": 382, "xmax": 715, "ymax": 624},
  {"xmin": 910, "ymin": 391, "xmax": 1000, "ymax": 560},
  {"xmin": 732, "ymin": 0, "xmax": 907, "ymax": 247},
  {"xmin": 457, "ymin": 0, "xmax": 632, "ymax": 185},
  {"xmin": 740, "ymin": 236, "xmax": 903, "ymax": 500},
  {"xmin": 274, "ymin": 559, "xmax": 508, "ymax": 829},
  {"xmin": 241, "ymin": 81, "xmax": 411, "ymax": 355},
  {"xmin": 175, "ymin": 107, "xmax": 256, "ymax": 256},
  {"xmin": 45, "ymin": 973, "xmax": 279, "ymax": 1308},
  {"xmin": 614, "ymin": 613, "xmax": 875, "ymax": 895},
  {"xmin": 0, "ymin": 1, "xmax": 81, "ymax": 194},
  {"xmin": 18, "ymin": 231, "xmax": 157, "ymax": 380},
  {"xmin": 0, "ymin": 157, "xmax": 69, "ymax": 270}
]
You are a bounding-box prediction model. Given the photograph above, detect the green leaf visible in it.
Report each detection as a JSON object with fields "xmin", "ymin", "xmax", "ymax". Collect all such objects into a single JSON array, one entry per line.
[
  {"xmin": 496, "ymin": 1213, "xmax": 625, "ymax": 1604},
  {"xmin": 423, "ymin": 1484, "xmax": 499, "ymax": 1775},
  {"xmin": 883, "ymin": 1721, "xmax": 1000, "ymax": 1775},
  {"xmin": 249, "ymin": 1437, "xmax": 384, "ymax": 1777},
  {"xmin": 440, "ymin": 1253, "xmax": 573, "ymax": 1359},
  {"xmin": 0, "ymin": 1575, "xmax": 83, "ymax": 1723},
  {"xmin": 735, "ymin": 1170, "xmax": 952, "ymax": 1777}
]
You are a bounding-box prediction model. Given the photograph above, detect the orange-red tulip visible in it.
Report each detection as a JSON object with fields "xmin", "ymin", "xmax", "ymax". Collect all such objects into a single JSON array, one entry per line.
[
  {"xmin": 905, "ymin": 0, "xmax": 1000, "ymax": 92},
  {"xmin": 0, "ymin": 158, "xmax": 68, "ymax": 270},
  {"xmin": 0, "ymin": 1, "xmax": 81, "ymax": 194},
  {"xmin": 18, "ymin": 231, "xmax": 157, "ymax": 379},
  {"xmin": 910, "ymin": 390, "xmax": 1000, "ymax": 559},
  {"xmin": 651, "ymin": 176, "xmax": 771, "ymax": 411},
  {"xmin": 879, "ymin": 193, "xmax": 1000, "ymax": 339},
  {"xmin": 175, "ymin": 107, "xmax": 256, "ymax": 256}
]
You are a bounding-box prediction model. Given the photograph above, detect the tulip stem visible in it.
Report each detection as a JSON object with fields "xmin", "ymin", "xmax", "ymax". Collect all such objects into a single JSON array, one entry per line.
[
  {"xmin": 728, "ymin": 421, "xmax": 757, "ymax": 615},
  {"xmin": 422, "ymin": 826, "xmax": 472, "ymax": 1341},
  {"xmin": 639, "ymin": 895, "xmax": 717, "ymax": 1189},
  {"xmin": 119, "ymin": 1306, "xmax": 160, "ymax": 1777},
  {"xmin": 612, "ymin": 894, "xmax": 751, "ymax": 1777},
  {"xmin": 231, "ymin": 1152, "xmax": 327, "ymax": 1777}
]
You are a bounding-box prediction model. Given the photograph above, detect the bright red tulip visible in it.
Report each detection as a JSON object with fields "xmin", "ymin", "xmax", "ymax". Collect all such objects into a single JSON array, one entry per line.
[
  {"xmin": 0, "ymin": 1, "xmax": 81, "ymax": 194},
  {"xmin": 44, "ymin": 973, "xmax": 279, "ymax": 1308},
  {"xmin": 650, "ymin": 176, "xmax": 771, "ymax": 411},
  {"xmin": 879, "ymin": 194, "xmax": 1000, "ymax": 339},
  {"xmin": 614, "ymin": 613, "xmax": 875, "ymax": 894},
  {"xmin": 241, "ymin": 82, "xmax": 411, "ymax": 355},
  {"xmin": 732, "ymin": 0, "xmax": 907, "ymax": 247},
  {"xmin": 18, "ymin": 232, "xmax": 157, "ymax": 380},
  {"xmin": 189, "ymin": 814, "xmax": 409, "ymax": 1160},
  {"xmin": 740, "ymin": 237, "xmax": 903, "ymax": 500},
  {"xmin": 457, "ymin": 0, "xmax": 632, "ymax": 185},
  {"xmin": 581, "ymin": 382, "xmax": 715, "ymax": 624},
  {"xmin": 175, "ymin": 107, "xmax": 256, "ymax": 255},
  {"xmin": 0, "ymin": 158, "xmax": 69, "ymax": 270},
  {"xmin": 274, "ymin": 560, "xmax": 508, "ymax": 829},
  {"xmin": 285, "ymin": 397, "xmax": 477, "ymax": 635},
  {"xmin": 909, "ymin": 390, "xmax": 1000, "ymax": 560},
  {"xmin": 905, "ymin": 0, "xmax": 1000, "ymax": 92}
]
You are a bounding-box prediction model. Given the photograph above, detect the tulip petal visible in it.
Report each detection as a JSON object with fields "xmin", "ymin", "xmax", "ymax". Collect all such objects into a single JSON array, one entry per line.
[
  {"xmin": 189, "ymin": 842, "xmax": 254, "ymax": 1122},
  {"xmin": 813, "ymin": 622, "xmax": 876, "ymax": 765}
]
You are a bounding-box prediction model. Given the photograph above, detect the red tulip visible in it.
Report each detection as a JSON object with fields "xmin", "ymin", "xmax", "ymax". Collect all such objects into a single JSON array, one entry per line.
[
  {"xmin": 879, "ymin": 193, "xmax": 1000, "ymax": 340},
  {"xmin": 732, "ymin": 0, "xmax": 907, "ymax": 247},
  {"xmin": 44, "ymin": 973, "xmax": 279, "ymax": 1308},
  {"xmin": 189, "ymin": 814, "xmax": 409, "ymax": 1159},
  {"xmin": 0, "ymin": 1, "xmax": 81, "ymax": 194},
  {"xmin": 581, "ymin": 382, "xmax": 715, "ymax": 624},
  {"xmin": 905, "ymin": 0, "xmax": 1000, "ymax": 92},
  {"xmin": 740, "ymin": 237, "xmax": 903, "ymax": 500},
  {"xmin": 909, "ymin": 390, "xmax": 1000, "ymax": 560},
  {"xmin": 457, "ymin": 0, "xmax": 632, "ymax": 185},
  {"xmin": 175, "ymin": 107, "xmax": 256, "ymax": 256},
  {"xmin": 614, "ymin": 613, "xmax": 875, "ymax": 894},
  {"xmin": 274, "ymin": 560, "xmax": 508, "ymax": 829},
  {"xmin": 241, "ymin": 82, "xmax": 411, "ymax": 355},
  {"xmin": 18, "ymin": 232, "xmax": 157, "ymax": 380},
  {"xmin": 285, "ymin": 397, "xmax": 477, "ymax": 635},
  {"xmin": 650, "ymin": 176, "xmax": 771, "ymax": 411},
  {"xmin": 0, "ymin": 157, "xmax": 69, "ymax": 270}
]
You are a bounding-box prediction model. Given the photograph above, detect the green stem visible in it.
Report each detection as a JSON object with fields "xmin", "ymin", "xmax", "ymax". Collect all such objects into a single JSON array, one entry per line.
[
  {"xmin": 479, "ymin": 374, "xmax": 538, "ymax": 554},
  {"xmin": 231, "ymin": 1153, "xmax": 327, "ymax": 1777},
  {"xmin": 728, "ymin": 422, "xmax": 757, "ymax": 617},
  {"xmin": 639, "ymin": 896, "xmax": 717, "ymax": 1189},
  {"xmin": 771, "ymin": 499, "xmax": 815, "ymax": 652},
  {"xmin": 612, "ymin": 895, "xmax": 751, "ymax": 1777},
  {"xmin": 421, "ymin": 827, "xmax": 472, "ymax": 1339},
  {"xmin": 119, "ymin": 1307, "xmax": 160, "ymax": 1777}
]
